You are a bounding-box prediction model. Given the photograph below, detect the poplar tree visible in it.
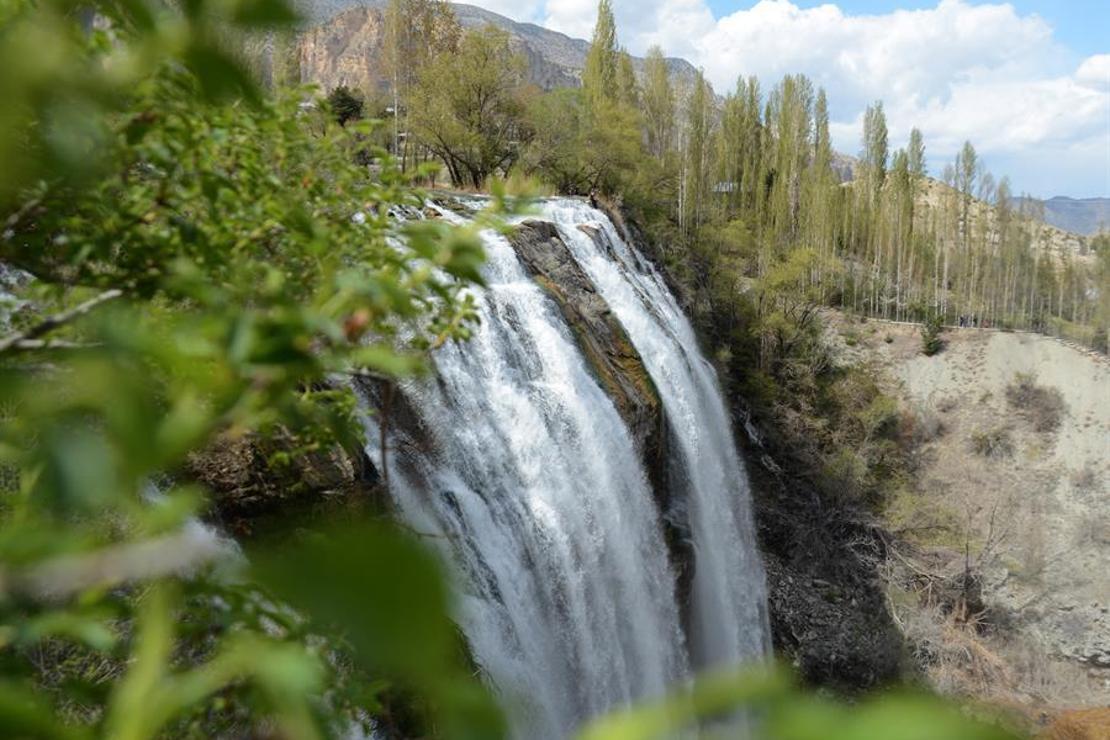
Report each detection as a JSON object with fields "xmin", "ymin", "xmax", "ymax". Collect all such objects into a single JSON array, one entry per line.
[
  {"xmin": 682, "ymin": 70, "xmax": 715, "ymax": 240},
  {"xmin": 908, "ymin": 127, "xmax": 926, "ymax": 180},
  {"xmin": 806, "ymin": 88, "xmax": 836, "ymax": 286},
  {"xmin": 582, "ymin": 0, "xmax": 619, "ymax": 110},
  {"xmin": 617, "ymin": 49, "xmax": 639, "ymax": 109},
  {"xmin": 641, "ymin": 46, "xmax": 675, "ymax": 161},
  {"xmin": 766, "ymin": 75, "xmax": 813, "ymax": 245},
  {"xmin": 861, "ymin": 101, "xmax": 889, "ymax": 201}
]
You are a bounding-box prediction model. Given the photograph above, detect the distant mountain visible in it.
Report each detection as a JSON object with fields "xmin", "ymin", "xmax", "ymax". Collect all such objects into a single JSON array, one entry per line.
[
  {"xmin": 916, "ymin": 179, "xmax": 1090, "ymax": 264},
  {"xmin": 1012, "ymin": 196, "xmax": 1110, "ymax": 236},
  {"xmin": 295, "ymin": 0, "xmax": 699, "ymax": 94}
]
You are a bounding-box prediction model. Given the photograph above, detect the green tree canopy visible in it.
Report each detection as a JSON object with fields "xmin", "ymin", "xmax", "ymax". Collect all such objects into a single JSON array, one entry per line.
[
  {"xmin": 409, "ymin": 24, "xmax": 531, "ymax": 188},
  {"xmin": 327, "ymin": 84, "xmax": 365, "ymax": 126}
]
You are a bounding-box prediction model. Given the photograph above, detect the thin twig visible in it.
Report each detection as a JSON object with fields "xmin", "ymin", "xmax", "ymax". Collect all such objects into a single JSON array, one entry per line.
[
  {"xmin": 0, "ymin": 288, "xmax": 122, "ymax": 354},
  {"xmin": 7, "ymin": 339, "xmax": 100, "ymax": 352}
]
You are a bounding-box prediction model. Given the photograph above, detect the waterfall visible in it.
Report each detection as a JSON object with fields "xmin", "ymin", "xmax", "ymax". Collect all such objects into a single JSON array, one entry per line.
[
  {"xmin": 361, "ymin": 199, "xmax": 768, "ymax": 738},
  {"xmin": 541, "ymin": 200, "xmax": 771, "ymax": 668}
]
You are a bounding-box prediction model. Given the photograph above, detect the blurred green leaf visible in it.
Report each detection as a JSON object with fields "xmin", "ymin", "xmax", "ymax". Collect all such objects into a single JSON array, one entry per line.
[
  {"xmin": 578, "ymin": 666, "xmax": 1018, "ymax": 740},
  {"xmin": 183, "ymin": 43, "xmax": 260, "ymax": 105},
  {"xmin": 252, "ymin": 523, "xmax": 505, "ymax": 739},
  {"xmin": 0, "ymin": 680, "xmax": 87, "ymax": 740},
  {"xmin": 251, "ymin": 524, "xmax": 452, "ymax": 678},
  {"xmin": 20, "ymin": 609, "xmax": 118, "ymax": 652},
  {"xmin": 231, "ymin": 0, "xmax": 300, "ymax": 27}
]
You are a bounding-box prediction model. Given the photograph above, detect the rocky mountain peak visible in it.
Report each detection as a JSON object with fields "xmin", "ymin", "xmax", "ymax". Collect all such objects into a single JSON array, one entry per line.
[{"xmin": 294, "ymin": 0, "xmax": 700, "ymax": 94}]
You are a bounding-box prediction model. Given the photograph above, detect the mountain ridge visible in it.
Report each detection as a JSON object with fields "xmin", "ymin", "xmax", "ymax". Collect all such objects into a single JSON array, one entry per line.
[
  {"xmin": 294, "ymin": 0, "xmax": 700, "ymax": 92},
  {"xmin": 1012, "ymin": 196, "xmax": 1109, "ymax": 236}
]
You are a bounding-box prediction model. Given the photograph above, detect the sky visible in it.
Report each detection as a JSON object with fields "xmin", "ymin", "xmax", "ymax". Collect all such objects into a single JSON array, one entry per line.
[{"xmin": 463, "ymin": 0, "xmax": 1110, "ymax": 198}]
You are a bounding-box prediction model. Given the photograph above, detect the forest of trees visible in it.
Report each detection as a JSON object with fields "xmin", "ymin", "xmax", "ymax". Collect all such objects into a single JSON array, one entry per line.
[{"xmin": 363, "ymin": 0, "xmax": 1108, "ymax": 355}]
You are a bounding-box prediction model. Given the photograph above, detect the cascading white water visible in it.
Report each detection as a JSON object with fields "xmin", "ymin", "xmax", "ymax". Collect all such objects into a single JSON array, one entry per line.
[
  {"xmin": 366, "ymin": 207, "xmax": 688, "ymax": 739},
  {"xmin": 541, "ymin": 200, "xmax": 772, "ymax": 669},
  {"xmin": 363, "ymin": 200, "xmax": 768, "ymax": 738}
]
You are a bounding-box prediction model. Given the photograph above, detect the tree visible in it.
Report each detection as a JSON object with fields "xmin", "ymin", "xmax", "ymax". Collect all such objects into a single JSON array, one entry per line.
[
  {"xmin": 582, "ymin": 0, "xmax": 620, "ymax": 111},
  {"xmin": 617, "ymin": 48, "xmax": 640, "ymax": 109},
  {"xmin": 921, "ymin": 314, "xmax": 946, "ymax": 355},
  {"xmin": 527, "ymin": 0, "xmax": 643, "ymax": 197},
  {"xmin": 523, "ymin": 88, "xmax": 592, "ymax": 193},
  {"xmin": 861, "ymin": 101, "xmax": 889, "ymax": 201},
  {"xmin": 641, "ymin": 46, "xmax": 675, "ymax": 161},
  {"xmin": 681, "ymin": 70, "xmax": 715, "ymax": 239},
  {"xmin": 524, "ymin": 86, "xmax": 641, "ymax": 196},
  {"xmin": 409, "ymin": 25, "xmax": 531, "ymax": 188},
  {"xmin": 805, "ymin": 87, "xmax": 837, "ymax": 287},
  {"xmin": 814, "ymin": 89, "xmax": 832, "ymax": 176},
  {"xmin": 956, "ymin": 140, "xmax": 978, "ymax": 199},
  {"xmin": 908, "ymin": 127, "xmax": 926, "ymax": 181},
  {"xmin": 383, "ymin": 0, "xmax": 461, "ymax": 166},
  {"xmin": 327, "ymin": 85, "xmax": 364, "ymax": 127},
  {"xmin": 765, "ymin": 74, "xmax": 814, "ymax": 244}
]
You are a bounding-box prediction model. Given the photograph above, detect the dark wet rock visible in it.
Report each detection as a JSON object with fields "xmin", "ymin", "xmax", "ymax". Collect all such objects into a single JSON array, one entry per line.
[
  {"xmin": 733, "ymin": 400, "xmax": 906, "ymax": 692},
  {"xmin": 186, "ymin": 426, "xmax": 380, "ymax": 537},
  {"xmin": 508, "ymin": 220, "xmax": 663, "ymax": 465}
]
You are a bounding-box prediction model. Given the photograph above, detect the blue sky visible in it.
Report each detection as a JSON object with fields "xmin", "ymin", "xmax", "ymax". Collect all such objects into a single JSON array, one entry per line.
[{"xmin": 470, "ymin": 0, "xmax": 1110, "ymax": 198}]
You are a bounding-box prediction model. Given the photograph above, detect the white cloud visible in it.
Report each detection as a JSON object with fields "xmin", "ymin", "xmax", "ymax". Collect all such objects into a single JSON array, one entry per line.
[
  {"xmin": 462, "ymin": 0, "xmax": 1110, "ymax": 196},
  {"xmin": 1076, "ymin": 53, "xmax": 1110, "ymax": 85}
]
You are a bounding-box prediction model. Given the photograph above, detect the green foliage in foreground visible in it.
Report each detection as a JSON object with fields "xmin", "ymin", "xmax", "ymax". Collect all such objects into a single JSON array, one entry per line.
[
  {"xmin": 579, "ymin": 668, "xmax": 1015, "ymax": 740},
  {"xmin": 0, "ymin": 0, "xmax": 502, "ymax": 735}
]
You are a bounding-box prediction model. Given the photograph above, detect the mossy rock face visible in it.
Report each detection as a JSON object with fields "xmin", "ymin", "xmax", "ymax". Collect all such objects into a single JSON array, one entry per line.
[
  {"xmin": 507, "ymin": 220, "xmax": 694, "ymax": 610},
  {"xmin": 509, "ymin": 221, "xmax": 662, "ymax": 444}
]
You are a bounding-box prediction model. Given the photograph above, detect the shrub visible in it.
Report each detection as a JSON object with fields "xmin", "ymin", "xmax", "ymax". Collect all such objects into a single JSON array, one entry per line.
[
  {"xmin": 970, "ymin": 426, "xmax": 1013, "ymax": 458},
  {"xmin": 327, "ymin": 85, "xmax": 364, "ymax": 127},
  {"xmin": 1093, "ymin": 326, "xmax": 1108, "ymax": 354},
  {"xmin": 899, "ymin": 405, "xmax": 945, "ymax": 447},
  {"xmin": 1005, "ymin": 373, "xmax": 1066, "ymax": 433},
  {"xmin": 920, "ymin": 315, "xmax": 945, "ymax": 356}
]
